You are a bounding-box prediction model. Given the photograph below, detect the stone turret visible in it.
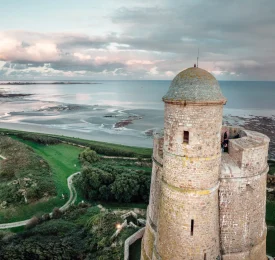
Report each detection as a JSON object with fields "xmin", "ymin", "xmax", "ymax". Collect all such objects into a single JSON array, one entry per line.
[
  {"xmin": 155, "ymin": 67, "xmax": 226, "ymax": 260},
  {"xmin": 219, "ymin": 127, "xmax": 269, "ymax": 260}
]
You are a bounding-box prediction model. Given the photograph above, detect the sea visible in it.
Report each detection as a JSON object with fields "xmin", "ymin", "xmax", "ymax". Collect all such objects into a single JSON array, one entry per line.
[{"xmin": 0, "ymin": 80, "xmax": 275, "ymax": 148}]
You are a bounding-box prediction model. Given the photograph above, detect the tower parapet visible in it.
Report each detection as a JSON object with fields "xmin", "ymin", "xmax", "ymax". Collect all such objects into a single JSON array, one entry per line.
[{"xmin": 220, "ymin": 127, "xmax": 269, "ymax": 260}]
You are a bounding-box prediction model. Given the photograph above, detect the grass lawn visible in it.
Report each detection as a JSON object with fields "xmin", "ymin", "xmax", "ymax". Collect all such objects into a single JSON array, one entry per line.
[
  {"xmin": 12, "ymin": 137, "xmax": 84, "ymax": 196},
  {"xmin": 0, "ymin": 137, "xmax": 84, "ymax": 223}
]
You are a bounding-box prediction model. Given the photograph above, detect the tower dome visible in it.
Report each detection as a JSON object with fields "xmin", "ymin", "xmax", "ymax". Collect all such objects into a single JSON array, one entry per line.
[{"xmin": 163, "ymin": 67, "xmax": 226, "ymax": 104}]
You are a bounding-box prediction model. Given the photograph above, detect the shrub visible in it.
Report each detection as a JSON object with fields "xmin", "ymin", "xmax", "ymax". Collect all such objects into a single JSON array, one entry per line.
[
  {"xmin": 52, "ymin": 207, "xmax": 63, "ymax": 219},
  {"xmin": 79, "ymin": 148, "xmax": 100, "ymax": 165},
  {"xmin": 26, "ymin": 216, "xmax": 40, "ymax": 229},
  {"xmin": 17, "ymin": 133, "xmax": 61, "ymax": 145}
]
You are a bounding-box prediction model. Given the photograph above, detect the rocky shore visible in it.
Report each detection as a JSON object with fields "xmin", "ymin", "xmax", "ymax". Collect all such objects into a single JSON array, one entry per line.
[
  {"xmin": 0, "ymin": 93, "xmax": 32, "ymax": 98},
  {"xmin": 114, "ymin": 115, "xmax": 142, "ymax": 128}
]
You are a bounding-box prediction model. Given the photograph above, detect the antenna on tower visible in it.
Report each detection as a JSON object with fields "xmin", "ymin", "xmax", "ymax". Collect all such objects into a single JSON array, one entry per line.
[{"xmin": 197, "ymin": 48, "xmax": 199, "ymax": 68}]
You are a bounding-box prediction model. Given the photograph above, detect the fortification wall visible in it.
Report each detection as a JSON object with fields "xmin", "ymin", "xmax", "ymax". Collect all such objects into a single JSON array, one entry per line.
[
  {"xmin": 141, "ymin": 134, "xmax": 163, "ymax": 260},
  {"xmin": 141, "ymin": 213, "xmax": 155, "ymax": 260},
  {"xmin": 163, "ymin": 152, "xmax": 220, "ymax": 190},
  {"xmin": 221, "ymin": 238, "xmax": 266, "ymax": 260},
  {"xmin": 221, "ymin": 125, "xmax": 243, "ymax": 140},
  {"xmin": 163, "ymin": 103, "xmax": 223, "ymax": 158},
  {"xmin": 153, "ymin": 132, "xmax": 164, "ymax": 165},
  {"xmin": 228, "ymin": 130, "xmax": 269, "ymax": 176},
  {"xmin": 219, "ymin": 130, "xmax": 269, "ymax": 259},
  {"xmin": 125, "ymin": 228, "xmax": 145, "ymax": 260},
  {"xmin": 156, "ymin": 183, "xmax": 220, "ymax": 259},
  {"xmin": 155, "ymin": 103, "xmax": 223, "ymax": 260}
]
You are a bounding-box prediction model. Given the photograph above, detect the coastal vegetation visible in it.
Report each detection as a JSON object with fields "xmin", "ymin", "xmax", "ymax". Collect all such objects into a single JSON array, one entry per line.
[
  {"xmin": 0, "ymin": 136, "xmax": 56, "ymax": 208},
  {"xmin": 0, "ymin": 204, "xmax": 139, "ymax": 259},
  {"xmin": 78, "ymin": 156, "xmax": 151, "ymax": 204},
  {"xmin": 0, "ymin": 136, "xmax": 83, "ymax": 223},
  {"xmin": 0, "ymin": 128, "xmax": 152, "ymax": 223},
  {"xmin": 79, "ymin": 148, "xmax": 100, "ymax": 165},
  {"xmin": 0, "ymin": 128, "xmax": 152, "ymax": 158}
]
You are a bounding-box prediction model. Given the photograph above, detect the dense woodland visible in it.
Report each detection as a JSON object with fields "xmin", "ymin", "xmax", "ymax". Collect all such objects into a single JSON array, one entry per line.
[{"xmin": 78, "ymin": 148, "xmax": 151, "ymax": 203}]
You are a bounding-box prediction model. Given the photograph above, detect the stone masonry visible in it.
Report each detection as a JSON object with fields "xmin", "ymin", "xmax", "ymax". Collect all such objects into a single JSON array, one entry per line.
[{"xmin": 140, "ymin": 67, "xmax": 270, "ymax": 260}]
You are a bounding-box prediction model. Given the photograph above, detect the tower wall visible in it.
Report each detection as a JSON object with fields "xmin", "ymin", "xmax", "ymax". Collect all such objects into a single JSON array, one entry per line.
[
  {"xmin": 219, "ymin": 129, "xmax": 270, "ymax": 260},
  {"xmin": 141, "ymin": 134, "xmax": 163, "ymax": 260},
  {"xmin": 155, "ymin": 103, "xmax": 223, "ymax": 260}
]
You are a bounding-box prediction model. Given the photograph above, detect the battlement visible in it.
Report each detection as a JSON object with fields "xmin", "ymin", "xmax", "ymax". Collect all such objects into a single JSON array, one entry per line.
[
  {"xmin": 222, "ymin": 125, "xmax": 244, "ymax": 140},
  {"xmin": 222, "ymin": 127, "xmax": 270, "ymax": 177}
]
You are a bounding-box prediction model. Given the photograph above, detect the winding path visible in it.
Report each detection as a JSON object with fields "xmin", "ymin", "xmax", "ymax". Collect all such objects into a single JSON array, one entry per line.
[
  {"xmin": 0, "ymin": 172, "xmax": 80, "ymax": 229},
  {"xmin": 60, "ymin": 172, "xmax": 80, "ymax": 212}
]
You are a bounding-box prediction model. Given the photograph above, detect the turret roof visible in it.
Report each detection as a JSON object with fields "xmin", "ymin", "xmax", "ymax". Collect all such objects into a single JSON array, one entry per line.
[{"xmin": 163, "ymin": 67, "xmax": 226, "ymax": 104}]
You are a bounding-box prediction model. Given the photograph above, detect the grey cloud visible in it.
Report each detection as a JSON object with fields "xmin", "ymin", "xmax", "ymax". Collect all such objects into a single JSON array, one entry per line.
[
  {"xmin": 108, "ymin": 0, "xmax": 275, "ymax": 79},
  {"xmin": 1, "ymin": 1, "xmax": 275, "ymax": 80},
  {"xmin": 49, "ymin": 60, "xmax": 125, "ymax": 72}
]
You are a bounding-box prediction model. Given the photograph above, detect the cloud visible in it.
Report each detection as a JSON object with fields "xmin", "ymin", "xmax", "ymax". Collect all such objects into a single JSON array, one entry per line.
[{"xmin": 0, "ymin": 0, "xmax": 275, "ymax": 80}]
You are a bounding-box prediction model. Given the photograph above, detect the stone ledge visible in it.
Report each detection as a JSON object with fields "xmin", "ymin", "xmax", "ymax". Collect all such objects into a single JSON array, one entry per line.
[{"xmin": 124, "ymin": 227, "xmax": 145, "ymax": 260}]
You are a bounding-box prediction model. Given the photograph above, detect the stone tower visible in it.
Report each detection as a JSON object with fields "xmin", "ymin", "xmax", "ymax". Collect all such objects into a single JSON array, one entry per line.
[
  {"xmin": 157, "ymin": 67, "xmax": 226, "ymax": 259},
  {"xmin": 139, "ymin": 66, "xmax": 269, "ymax": 260}
]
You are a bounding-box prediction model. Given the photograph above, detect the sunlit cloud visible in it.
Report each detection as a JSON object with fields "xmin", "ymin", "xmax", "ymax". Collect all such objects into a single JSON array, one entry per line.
[{"xmin": 0, "ymin": 0, "xmax": 274, "ymax": 80}]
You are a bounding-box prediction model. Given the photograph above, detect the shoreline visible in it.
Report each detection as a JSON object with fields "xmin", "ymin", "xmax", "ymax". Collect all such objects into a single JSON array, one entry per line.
[{"xmin": 0, "ymin": 122, "xmax": 153, "ymax": 148}]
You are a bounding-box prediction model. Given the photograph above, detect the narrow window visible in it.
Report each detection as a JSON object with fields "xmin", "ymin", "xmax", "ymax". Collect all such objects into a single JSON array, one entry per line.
[
  {"xmin": 183, "ymin": 131, "xmax": 189, "ymax": 144},
  {"xmin": 191, "ymin": 219, "xmax": 194, "ymax": 236},
  {"xmin": 204, "ymin": 253, "xmax": 207, "ymax": 260}
]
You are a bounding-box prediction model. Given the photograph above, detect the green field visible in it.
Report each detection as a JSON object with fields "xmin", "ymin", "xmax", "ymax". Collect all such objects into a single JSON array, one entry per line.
[
  {"xmin": 0, "ymin": 137, "xmax": 84, "ymax": 223},
  {"xmin": 12, "ymin": 137, "xmax": 83, "ymax": 196}
]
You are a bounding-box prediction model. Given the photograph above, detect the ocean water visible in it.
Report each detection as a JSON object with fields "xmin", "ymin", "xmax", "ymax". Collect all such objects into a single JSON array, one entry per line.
[{"xmin": 0, "ymin": 80, "xmax": 275, "ymax": 147}]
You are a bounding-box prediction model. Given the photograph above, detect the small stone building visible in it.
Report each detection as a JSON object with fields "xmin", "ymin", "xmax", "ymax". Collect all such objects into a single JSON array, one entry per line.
[{"xmin": 140, "ymin": 67, "xmax": 270, "ymax": 260}]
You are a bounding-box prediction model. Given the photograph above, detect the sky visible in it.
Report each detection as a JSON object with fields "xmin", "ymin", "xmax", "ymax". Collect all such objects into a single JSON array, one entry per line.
[{"xmin": 0, "ymin": 0, "xmax": 274, "ymax": 81}]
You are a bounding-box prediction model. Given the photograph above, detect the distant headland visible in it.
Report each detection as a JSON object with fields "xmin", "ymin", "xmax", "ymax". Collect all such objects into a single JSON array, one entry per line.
[
  {"xmin": 0, "ymin": 93, "xmax": 32, "ymax": 98},
  {"xmin": 0, "ymin": 82, "xmax": 101, "ymax": 85}
]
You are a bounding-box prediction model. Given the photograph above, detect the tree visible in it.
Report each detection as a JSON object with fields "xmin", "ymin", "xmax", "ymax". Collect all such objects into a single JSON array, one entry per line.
[
  {"xmin": 110, "ymin": 174, "xmax": 140, "ymax": 203},
  {"xmin": 79, "ymin": 149, "xmax": 100, "ymax": 165}
]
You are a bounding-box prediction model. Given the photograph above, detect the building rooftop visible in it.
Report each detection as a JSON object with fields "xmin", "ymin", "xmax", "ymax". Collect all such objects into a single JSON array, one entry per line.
[{"xmin": 163, "ymin": 67, "xmax": 226, "ymax": 104}]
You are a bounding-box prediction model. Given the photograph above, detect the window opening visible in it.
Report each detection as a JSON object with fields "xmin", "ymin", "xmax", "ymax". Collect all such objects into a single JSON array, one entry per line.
[
  {"xmin": 191, "ymin": 219, "xmax": 194, "ymax": 236},
  {"xmin": 183, "ymin": 131, "xmax": 189, "ymax": 144}
]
